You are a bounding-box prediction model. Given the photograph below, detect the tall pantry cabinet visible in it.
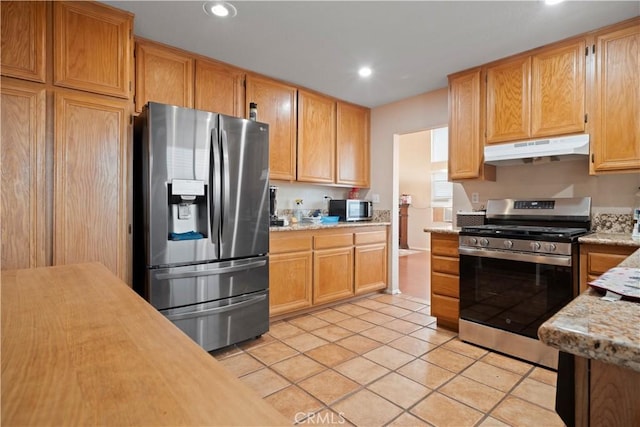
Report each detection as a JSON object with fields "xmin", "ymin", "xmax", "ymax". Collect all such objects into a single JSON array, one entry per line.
[{"xmin": 0, "ymin": 1, "xmax": 133, "ymax": 282}]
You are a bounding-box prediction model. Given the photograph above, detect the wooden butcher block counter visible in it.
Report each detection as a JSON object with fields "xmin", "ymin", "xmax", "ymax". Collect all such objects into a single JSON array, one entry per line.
[{"xmin": 1, "ymin": 263, "xmax": 288, "ymax": 426}]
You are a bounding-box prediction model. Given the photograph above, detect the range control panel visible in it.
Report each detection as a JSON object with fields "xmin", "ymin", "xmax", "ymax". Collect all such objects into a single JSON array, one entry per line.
[{"xmin": 514, "ymin": 200, "xmax": 555, "ymax": 210}]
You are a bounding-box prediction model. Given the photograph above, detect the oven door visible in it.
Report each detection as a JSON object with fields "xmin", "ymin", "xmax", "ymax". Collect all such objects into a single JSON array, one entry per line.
[{"xmin": 459, "ymin": 247, "xmax": 576, "ymax": 339}]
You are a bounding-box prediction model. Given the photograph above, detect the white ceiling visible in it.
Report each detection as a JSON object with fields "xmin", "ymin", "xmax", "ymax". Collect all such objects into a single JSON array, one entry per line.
[{"xmin": 104, "ymin": 1, "xmax": 639, "ymax": 108}]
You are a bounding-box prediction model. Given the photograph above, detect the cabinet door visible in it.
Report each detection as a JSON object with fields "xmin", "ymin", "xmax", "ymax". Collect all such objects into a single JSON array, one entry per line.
[
  {"xmin": 591, "ymin": 21, "xmax": 640, "ymax": 173},
  {"xmin": 135, "ymin": 39, "xmax": 194, "ymax": 112},
  {"xmin": 354, "ymin": 244, "xmax": 387, "ymax": 295},
  {"xmin": 1, "ymin": 79, "xmax": 46, "ymax": 269},
  {"xmin": 486, "ymin": 56, "xmax": 531, "ymax": 144},
  {"xmin": 245, "ymin": 75, "xmax": 297, "ymax": 181},
  {"xmin": 194, "ymin": 59, "xmax": 245, "ymax": 117},
  {"xmin": 297, "ymin": 90, "xmax": 336, "ymax": 183},
  {"xmin": 336, "ymin": 102, "xmax": 370, "ymax": 187},
  {"xmin": 531, "ymin": 40, "xmax": 586, "ymax": 137},
  {"xmin": 54, "ymin": 1, "xmax": 132, "ymax": 98},
  {"xmin": 54, "ymin": 90, "xmax": 129, "ymax": 282},
  {"xmin": 269, "ymin": 251, "xmax": 313, "ymax": 316},
  {"xmin": 313, "ymin": 247, "xmax": 354, "ymax": 304},
  {"xmin": 0, "ymin": 1, "xmax": 46, "ymax": 83}
]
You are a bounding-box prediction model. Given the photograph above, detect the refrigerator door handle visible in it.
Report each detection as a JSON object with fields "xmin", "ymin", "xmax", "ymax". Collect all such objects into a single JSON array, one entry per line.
[
  {"xmin": 210, "ymin": 128, "xmax": 222, "ymax": 242},
  {"xmin": 155, "ymin": 259, "xmax": 267, "ymax": 280},
  {"xmin": 220, "ymin": 129, "xmax": 231, "ymax": 236},
  {"xmin": 164, "ymin": 293, "xmax": 267, "ymax": 321}
]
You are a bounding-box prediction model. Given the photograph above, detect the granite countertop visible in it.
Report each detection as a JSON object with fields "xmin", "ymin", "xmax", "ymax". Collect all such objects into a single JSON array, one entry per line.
[
  {"xmin": 423, "ymin": 225, "xmax": 460, "ymax": 234},
  {"xmin": 270, "ymin": 220, "xmax": 390, "ymax": 232},
  {"xmin": 579, "ymin": 232, "xmax": 640, "ymax": 247},
  {"xmin": 538, "ymin": 248, "xmax": 640, "ymax": 372}
]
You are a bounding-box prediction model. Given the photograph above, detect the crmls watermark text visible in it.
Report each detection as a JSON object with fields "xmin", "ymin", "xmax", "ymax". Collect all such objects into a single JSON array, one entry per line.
[{"xmin": 294, "ymin": 411, "xmax": 346, "ymax": 424}]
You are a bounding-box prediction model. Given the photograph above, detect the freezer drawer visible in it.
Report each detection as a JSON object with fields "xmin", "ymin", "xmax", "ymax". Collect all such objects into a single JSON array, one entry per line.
[
  {"xmin": 148, "ymin": 256, "xmax": 268, "ymax": 310},
  {"xmin": 162, "ymin": 290, "xmax": 269, "ymax": 351}
]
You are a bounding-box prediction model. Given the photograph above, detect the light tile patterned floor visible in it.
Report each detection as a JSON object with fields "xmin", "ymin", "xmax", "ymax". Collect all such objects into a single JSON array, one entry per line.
[{"xmin": 211, "ymin": 293, "xmax": 565, "ymax": 427}]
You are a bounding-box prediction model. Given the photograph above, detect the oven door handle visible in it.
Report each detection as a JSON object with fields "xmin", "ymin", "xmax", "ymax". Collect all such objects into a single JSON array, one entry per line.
[{"xmin": 458, "ymin": 247, "xmax": 572, "ymax": 267}]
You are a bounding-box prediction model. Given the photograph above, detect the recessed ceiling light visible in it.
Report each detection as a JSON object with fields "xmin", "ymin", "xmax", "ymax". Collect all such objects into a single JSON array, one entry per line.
[
  {"xmin": 203, "ymin": 1, "xmax": 237, "ymax": 18},
  {"xmin": 358, "ymin": 67, "xmax": 372, "ymax": 78},
  {"xmin": 544, "ymin": 0, "xmax": 565, "ymax": 5}
]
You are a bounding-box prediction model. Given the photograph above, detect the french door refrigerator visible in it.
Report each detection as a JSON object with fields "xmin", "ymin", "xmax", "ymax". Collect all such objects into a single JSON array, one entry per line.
[{"xmin": 133, "ymin": 102, "xmax": 270, "ymax": 351}]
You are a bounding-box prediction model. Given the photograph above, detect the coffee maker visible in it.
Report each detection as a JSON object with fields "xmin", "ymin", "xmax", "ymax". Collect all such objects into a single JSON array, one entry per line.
[{"xmin": 269, "ymin": 185, "xmax": 283, "ymax": 226}]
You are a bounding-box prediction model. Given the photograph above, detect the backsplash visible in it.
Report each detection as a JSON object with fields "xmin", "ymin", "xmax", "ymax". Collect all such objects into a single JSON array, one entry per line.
[
  {"xmin": 276, "ymin": 209, "xmax": 391, "ymax": 223},
  {"xmin": 591, "ymin": 213, "xmax": 634, "ymax": 233}
]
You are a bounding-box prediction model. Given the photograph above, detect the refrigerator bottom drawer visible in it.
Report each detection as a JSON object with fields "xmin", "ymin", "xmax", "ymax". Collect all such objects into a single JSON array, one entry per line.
[{"xmin": 162, "ymin": 290, "xmax": 269, "ymax": 352}]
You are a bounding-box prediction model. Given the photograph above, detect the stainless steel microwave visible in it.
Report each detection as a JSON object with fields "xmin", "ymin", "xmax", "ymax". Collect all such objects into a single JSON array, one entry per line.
[{"xmin": 328, "ymin": 199, "xmax": 373, "ymax": 221}]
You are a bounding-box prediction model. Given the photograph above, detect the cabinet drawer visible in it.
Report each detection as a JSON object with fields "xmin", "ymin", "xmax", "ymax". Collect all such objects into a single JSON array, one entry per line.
[
  {"xmin": 431, "ymin": 234, "xmax": 459, "ymax": 257},
  {"xmin": 588, "ymin": 252, "xmax": 630, "ymax": 275},
  {"xmin": 314, "ymin": 233, "xmax": 353, "ymax": 250},
  {"xmin": 432, "ymin": 273, "xmax": 459, "ymax": 298},
  {"xmin": 432, "ymin": 255, "xmax": 459, "ymax": 275},
  {"xmin": 270, "ymin": 234, "xmax": 312, "ymax": 254},
  {"xmin": 431, "ymin": 294, "xmax": 459, "ymax": 325},
  {"xmin": 354, "ymin": 230, "xmax": 386, "ymax": 245}
]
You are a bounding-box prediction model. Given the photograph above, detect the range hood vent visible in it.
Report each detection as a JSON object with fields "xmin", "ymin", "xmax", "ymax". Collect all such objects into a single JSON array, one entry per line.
[{"xmin": 484, "ymin": 134, "xmax": 590, "ymax": 166}]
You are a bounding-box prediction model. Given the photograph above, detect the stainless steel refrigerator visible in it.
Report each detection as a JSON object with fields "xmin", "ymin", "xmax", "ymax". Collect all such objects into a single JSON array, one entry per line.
[{"xmin": 133, "ymin": 102, "xmax": 270, "ymax": 351}]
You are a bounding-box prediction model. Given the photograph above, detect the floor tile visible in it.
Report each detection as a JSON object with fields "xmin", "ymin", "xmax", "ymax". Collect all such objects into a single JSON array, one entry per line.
[
  {"xmin": 387, "ymin": 412, "xmax": 430, "ymax": 426},
  {"xmin": 304, "ymin": 408, "xmax": 353, "ymax": 426},
  {"xmin": 264, "ymin": 385, "xmax": 324, "ymax": 422},
  {"xmin": 401, "ymin": 311, "xmax": 437, "ymax": 327},
  {"xmin": 311, "ymin": 325, "xmax": 354, "ymax": 342},
  {"xmin": 298, "ymin": 370, "xmax": 359, "ymax": 405},
  {"xmin": 462, "ymin": 361, "xmax": 523, "ymax": 392},
  {"xmin": 281, "ymin": 332, "xmax": 328, "ymax": 352},
  {"xmin": 335, "ymin": 317, "xmax": 375, "ymax": 333},
  {"xmin": 378, "ymin": 305, "xmax": 413, "ymax": 318},
  {"xmin": 287, "ymin": 315, "xmax": 331, "ymax": 331},
  {"xmin": 421, "ymin": 347, "xmax": 475, "ymax": 373},
  {"xmin": 411, "ymin": 392, "xmax": 484, "ymax": 427},
  {"xmin": 481, "ymin": 351, "xmax": 533, "ymax": 375},
  {"xmin": 389, "ymin": 299, "xmax": 427, "ymax": 311},
  {"xmin": 384, "ymin": 318, "xmax": 423, "ymax": 334},
  {"xmin": 511, "ymin": 377, "xmax": 557, "ymax": 410},
  {"xmin": 268, "ymin": 321, "xmax": 305, "ymax": 340},
  {"xmin": 442, "ymin": 338, "xmax": 489, "ymax": 359},
  {"xmin": 371, "ymin": 294, "xmax": 405, "ymax": 304},
  {"xmin": 217, "ymin": 352, "xmax": 264, "ymax": 378},
  {"xmin": 305, "ymin": 343, "xmax": 357, "ymax": 367},
  {"xmin": 439, "ymin": 375, "xmax": 506, "ymax": 413},
  {"xmin": 333, "ymin": 303, "xmax": 371, "ymax": 317},
  {"xmin": 270, "ymin": 354, "xmax": 326, "ymax": 383},
  {"xmin": 312, "ymin": 308, "xmax": 352, "ymax": 323},
  {"xmin": 209, "ymin": 344, "xmax": 242, "ymax": 360},
  {"xmin": 388, "ymin": 335, "xmax": 437, "ymax": 357},
  {"xmin": 335, "ymin": 356, "xmax": 390, "ymax": 385},
  {"xmin": 527, "ymin": 366, "xmax": 557, "ymax": 386},
  {"xmin": 335, "ymin": 334, "xmax": 382, "ymax": 354},
  {"xmin": 367, "ymin": 372, "xmax": 431, "ymax": 409},
  {"xmin": 352, "ymin": 298, "xmax": 388, "ymax": 311},
  {"xmin": 363, "ymin": 345, "xmax": 415, "ymax": 370},
  {"xmin": 491, "ymin": 396, "xmax": 565, "ymax": 426},
  {"xmin": 477, "ymin": 416, "xmax": 511, "ymax": 427},
  {"xmin": 237, "ymin": 334, "xmax": 275, "ymax": 350},
  {"xmin": 332, "ymin": 389, "xmax": 403, "ymax": 427},
  {"xmin": 397, "ymin": 359, "xmax": 456, "ymax": 389},
  {"xmin": 410, "ymin": 327, "xmax": 456, "ymax": 345},
  {"xmin": 246, "ymin": 341, "xmax": 298, "ymax": 366},
  {"xmin": 360, "ymin": 325, "xmax": 404, "ymax": 343},
  {"xmin": 358, "ymin": 311, "xmax": 396, "ymax": 325},
  {"xmin": 239, "ymin": 368, "xmax": 290, "ymax": 398}
]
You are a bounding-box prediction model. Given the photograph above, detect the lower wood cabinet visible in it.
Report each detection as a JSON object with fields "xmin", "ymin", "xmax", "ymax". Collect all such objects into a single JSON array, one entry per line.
[
  {"xmin": 430, "ymin": 232, "xmax": 460, "ymax": 331},
  {"xmin": 579, "ymin": 243, "xmax": 637, "ymax": 292},
  {"xmin": 269, "ymin": 225, "xmax": 388, "ymax": 317}
]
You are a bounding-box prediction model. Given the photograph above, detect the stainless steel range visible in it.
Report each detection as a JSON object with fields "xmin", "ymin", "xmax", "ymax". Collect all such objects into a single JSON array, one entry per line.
[{"xmin": 458, "ymin": 197, "xmax": 591, "ymax": 369}]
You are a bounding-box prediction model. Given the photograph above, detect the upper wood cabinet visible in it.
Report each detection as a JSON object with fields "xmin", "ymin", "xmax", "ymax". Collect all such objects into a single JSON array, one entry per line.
[
  {"xmin": 1, "ymin": 78, "xmax": 47, "ymax": 269},
  {"xmin": 135, "ymin": 39, "xmax": 194, "ymax": 112},
  {"xmin": 194, "ymin": 59, "xmax": 245, "ymax": 117},
  {"xmin": 1, "ymin": 1, "xmax": 46, "ymax": 83},
  {"xmin": 590, "ymin": 19, "xmax": 640, "ymax": 174},
  {"xmin": 54, "ymin": 90, "xmax": 130, "ymax": 282},
  {"xmin": 336, "ymin": 101, "xmax": 370, "ymax": 187},
  {"xmin": 54, "ymin": 1, "xmax": 133, "ymax": 99},
  {"xmin": 297, "ymin": 90, "xmax": 336, "ymax": 184},
  {"xmin": 245, "ymin": 75, "xmax": 297, "ymax": 181},
  {"xmin": 448, "ymin": 68, "xmax": 495, "ymax": 181},
  {"xmin": 486, "ymin": 39, "xmax": 586, "ymax": 144}
]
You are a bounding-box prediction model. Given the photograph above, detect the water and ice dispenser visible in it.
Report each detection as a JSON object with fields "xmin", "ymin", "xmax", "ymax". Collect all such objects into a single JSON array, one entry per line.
[{"xmin": 167, "ymin": 179, "xmax": 207, "ymax": 240}]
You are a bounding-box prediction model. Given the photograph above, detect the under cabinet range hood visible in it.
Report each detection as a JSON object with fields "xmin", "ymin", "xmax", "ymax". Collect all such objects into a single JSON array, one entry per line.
[{"xmin": 484, "ymin": 134, "xmax": 590, "ymax": 166}]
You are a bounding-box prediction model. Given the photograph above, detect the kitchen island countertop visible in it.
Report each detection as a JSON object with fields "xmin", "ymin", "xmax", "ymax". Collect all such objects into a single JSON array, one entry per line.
[
  {"xmin": 1, "ymin": 263, "xmax": 289, "ymax": 426},
  {"xmin": 538, "ymin": 248, "xmax": 640, "ymax": 372}
]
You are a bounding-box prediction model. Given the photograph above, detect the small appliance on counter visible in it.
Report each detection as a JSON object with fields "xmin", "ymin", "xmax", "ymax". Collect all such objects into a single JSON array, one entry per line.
[
  {"xmin": 269, "ymin": 185, "xmax": 284, "ymax": 226},
  {"xmin": 328, "ymin": 199, "xmax": 373, "ymax": 221}
]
